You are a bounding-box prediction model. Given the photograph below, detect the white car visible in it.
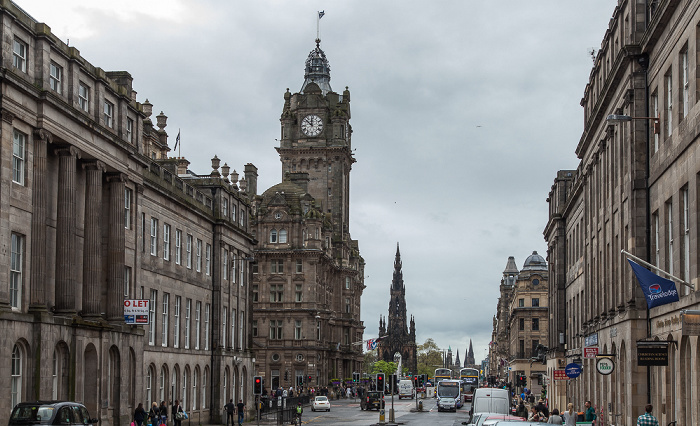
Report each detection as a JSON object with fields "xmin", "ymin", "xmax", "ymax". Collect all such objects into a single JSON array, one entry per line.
[{"xmin": 311, "ymin": 396, "xmax": 330, "ymax": 412}]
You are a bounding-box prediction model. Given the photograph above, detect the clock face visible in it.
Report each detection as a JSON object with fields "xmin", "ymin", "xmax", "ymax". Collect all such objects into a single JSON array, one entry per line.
[{"xmin": 301, "ymin": 114, "xmax": 323, "ymax": 137}]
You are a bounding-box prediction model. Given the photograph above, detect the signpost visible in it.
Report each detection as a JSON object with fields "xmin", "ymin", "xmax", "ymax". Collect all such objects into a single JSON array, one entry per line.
[{"xmin": 124, "ymin": 299, "xmax": 150, "ymax": 324}]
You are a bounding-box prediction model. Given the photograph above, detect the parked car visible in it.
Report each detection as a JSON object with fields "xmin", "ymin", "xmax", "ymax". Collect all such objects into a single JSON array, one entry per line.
[
  {"xmin": 397, "ymin": 379, "xmax": 414, "ymax": 399},
  {"xmin": 9, "ymin": 401, "xmax": 99, "ymax": 426},
  {"xmin": 311, "ymin": 396, "xmax": 330, "ymax": 412},
  {"xmin": 360, "ymin": 391, "xmax": 385, "ymax": 410},
  {"xmin": 464, "ymin": 413, "xmax": 527, "ymax": 426}
]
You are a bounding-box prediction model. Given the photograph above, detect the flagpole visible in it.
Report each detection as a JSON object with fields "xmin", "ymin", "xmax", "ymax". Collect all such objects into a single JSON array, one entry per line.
[
  {"xmin": 178, "ymin": 129, "xmax": 181, "ymax": 158},
  {"xmin": 621, "ymin": 249, "xmax": 694, "ymax": 289}
]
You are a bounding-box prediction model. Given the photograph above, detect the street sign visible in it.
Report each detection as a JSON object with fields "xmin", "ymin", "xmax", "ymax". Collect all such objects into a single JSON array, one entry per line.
[
  {"xmin": 596, "ymin": 357, "xmax": 615, "ymax": 375},
  {"xmin": 584, "ymin": 347, "xmax": 599, "ymax": 358},
  {"xmin": 565, "ymin": 363, "xmax": 582, "ymax": 379},
  {"xmin": 553, "ymin": 370, "xmax": 569, "ymax": 381},
  {"xmin": 124, "ymin": 299, "xmax": 150, "ymax": 324}
]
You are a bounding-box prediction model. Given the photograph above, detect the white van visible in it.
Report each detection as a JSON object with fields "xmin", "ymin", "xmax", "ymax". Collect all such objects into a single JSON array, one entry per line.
[
  {"xmin": 397, "ymin": 379, "xmax": 414, "ymax": 399},
  {"xmin": 469, "ymin": 388, "xmax": 510, "ymax": 419}
]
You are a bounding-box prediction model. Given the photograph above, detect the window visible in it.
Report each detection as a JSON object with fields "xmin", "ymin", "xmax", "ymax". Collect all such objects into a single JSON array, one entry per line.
[
  {"xmin": 239, "ymin": 311, "xmax": 244, "ymax": 349},
  {"xmin": 682, "ymin": 188, "xmax": 690, "ymax": 285},
  {"xmin": 124, "ymin": 188, "xmax": 132, "ymax": 229},
  {"xmin": 205, "ymin": 244, "xmax": 211, "ymax": 275},
  {"xmin": 201, "ymin": 369, "xmax": 207, "ymax": 408},
  {"xmin": 11, "ymin": 345, "xmax": 22, "ymax": 408},
  {"xmin": 231, "ymin": 254, "xmax": 237, "ymax": 283},
  {"xmin": 270, "ymin": 259, "xmax": 284, "ymax": 274},
  {"xmin": 345, "ymin": 277, "xmax": 350, "ymax": 289},
  {"xmin": 78, "ymin": 82, "xmax": 89, "ymax": 112},
  {"xmin": 532, "ymin": 298, "xmax": 540, "ymax": 307},
  {"xmin": 184, "ymin": 299, "xmax": 191, "ymax": 349},
  {"xmin": 195, "ymin": 301, "xmax": 201, "ymax": 349},
  {"xmin": 344, "ymin": 328, "xmax": 350, "ymax": 345},
  {"xmin": 295, "ymin": 320, "xmax": 302, "ymax": 339},
  {"xmin": 124, "ymin": 266, "xmax": 131, "ymax": 297},
  {"xmin": 223, "ymin": 249, "xmax": 228, "ymax": 280},
  {"xmin": 316, "ymin": 320, "xmax": 321, "ymax": 340},
  {"xmin": 141, "ymin": 213, "xmax": 145, "ymax": 253},
  {"xmin": 666, "ymin": 70, "xmax": 672, "ymax": 137},
  {"xmin": 10, "ymin": 233, "xmax": 24, "ymax": 309},
  {"xmin": 240, "ymin": 211, "xmax": 246, "ymax": 228},
  {"xmin": 252, "ymin": 284, "xmax": 258, "ymax": 302},
  {"xmin": 653, "ymin": 212, "xmax": 660, "ymax": 266},
  {"xmin": 652, "ymin": 90, "xmax": 659, "ymax": 152},
  {"xmin": 296, "ymin": 260, "xmax": 303, "ymax": 273},
  {"xmin": 174, "ymin": 296, "xmax": 181, "ymax": 348},
  {"xmin": 345, "ymin": 297, "xmax": 351, "ymax": 313},
  {"xmin": 196, "ymin": 239, "xmax": 202, "ymax": 272},
  {"xmin": 222, "ymin": 198, "xmax": 228, "ymax": 217},
  {"xmin": 222, "ymin": 307, "xmax": 227, "ymax": 348},
  {"xmin": 12, "ymin": 38, "xmax": 27, "ymax": 72},
  {"xmin": 270, "ymin": 229, "xmax": 277, "ymax": 243},
  {"xmin": 279, "ymin": 229, "xmax": 287, "ymax": 243},
  {"xmin": 270, "ymin": 284, "xmax": 283, "ymax": 302},
  {"xmin": 175, "ymin": 230, "xmax": 182, "ymax": 265},
  {"xmin": 148, "ymin": 290, "xmax": 157, "ymax": 345},
  {"xmin": 295, "ymin": 284, "xmax": 303, "ymax": 302},
  {"xmin": 518, "ymin": 298, "xmax": 524, "ymax": 307},
  {"xmin": 231, "ymin": 309, "xmax": 236, "ymax": 348},
  {"xmin": 681, "ymin": 50, "xmax": 689, "ymax": 118},
  {"xmin": 519, "ymin": 318, "xmax": 525, "ymax": 331},
  {"xmin": 126, "ymin": 118, "xmax": 134, "ymax": 143},
  {"xmin": 181, "ymin": 371, "xmax": 188, "ymax": 411},
  {"xmin": 163, "ymin": 224, "xmax": 171, "ymax": 260},
  {"xmin": 231, "ymin": 205, "xmax": 236, "ymax": 223},
  {"xmin": 252, "ymin": 319, "xmax": 258, "ymax": 337},
  {"xmin": 532, "ymin": 318, "xmax": 539, "ymax": 331},
  {"xmin": 204, "ymin": 303, "xmax": 210, "ymax": 350},
  {"xmin": 104, "ymin": 100, "xmax": 114, "ymax": 128},
  {"xmin": 13, "ymin": 130, "xmax": 25, "ymax": 185},
  {"xmin": 192, "ymin": 370, "xmax": 198, "ymax": 411},
  {"xmin": 50, "ymin": 62, "xmax": 62, "ymax": 94},
  {"xmin": 162, "ymin": 293, "xmax": 169, "ymax": 347},
  {"xmin": 519, "ymin": 340, "xmax": 525, "ymax": 359},
  {"xmin": 186, "ymin": 234, "xmax": 193, "ymax": 269},
  {"xmin": 150, "ymin": 218, "xmax": 158, "ymax": 256},
  {"xmin": 270, "ymin": 320, "xmax": 283, "ymax": 340},
  {"xmin": 667, "ymin": 200, "xmax": 674, "ymax": 275}
]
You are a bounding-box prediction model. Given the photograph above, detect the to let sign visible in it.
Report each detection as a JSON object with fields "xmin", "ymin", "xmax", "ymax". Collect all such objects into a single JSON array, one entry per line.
[
  {"xmin": 124, "ymin": 299, "xmax": 150, "ymax": 324},
  {"xmin": 584, "ymin": 347, "xmax": 599, "ymax": 358},
  {"xmin": 553, "ymin": 370, "xmax": 569, "ymax": 381}
]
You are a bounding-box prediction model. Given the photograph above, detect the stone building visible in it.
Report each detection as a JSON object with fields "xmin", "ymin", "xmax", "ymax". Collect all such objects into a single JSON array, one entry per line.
[
  {"xmin": 250, "ymin": 38, "xmax": 365, "ymax": 390},
  {"xmin": 489, "ymin": 256, "xmax": 519, "ymax": 382},
  {"xmin": 545, "ymin": 2, "xmax": 700, "ymax": 425},
  {"xmin": 377, "ymin": 245, "xmax": 417, "ymax": 376},
  {"xmin": 0, "ymin": 3, "xmax": 255, "ymax": 426}
]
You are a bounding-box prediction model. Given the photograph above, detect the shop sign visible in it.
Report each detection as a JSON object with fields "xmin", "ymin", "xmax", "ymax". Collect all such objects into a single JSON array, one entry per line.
[
  {"xmin": 637, "ymin": 344, "xmax": 668, "ymax": 366},
  {"xmin": 553, "ymin": 370, "xmax": 569, "ymax": 380},
  {"xmin": 585, "ymin": 333, "xmax": 598, "ymax": 347},
  {"xmin": 565, "ymin": 363, "xmax": 582, "ymax": 379},
  {"xmin": 124, "ymin": 299, "xmax": 150, "ymax": 324},
  {"xmin": 596, "ymin": 357, "xmax": 615, "ymax": 375},
  {"xmin": 682, "ymin": 312, "xmax": 700, "ymax": 336},
  {"xmin": 584, "ymin": 347, "xmax": 599, "ymax": 358}
]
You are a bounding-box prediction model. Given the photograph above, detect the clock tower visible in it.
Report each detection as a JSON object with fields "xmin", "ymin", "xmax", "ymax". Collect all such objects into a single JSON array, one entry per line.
[{"xmin": 277, "ymin": 38, "xmax": 354, "ymax": 253}]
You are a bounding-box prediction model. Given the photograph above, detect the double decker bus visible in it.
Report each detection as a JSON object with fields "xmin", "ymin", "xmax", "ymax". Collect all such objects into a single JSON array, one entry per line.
[
  {"xmin": 434, "ymin": 368, "xmax": 452, "ymax": 385},
  {"xmin": 459, "ymin": 368, "xmax": 480, "ymax": 402}
]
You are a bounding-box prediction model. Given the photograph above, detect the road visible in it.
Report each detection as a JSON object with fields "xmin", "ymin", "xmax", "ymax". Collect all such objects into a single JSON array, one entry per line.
[{"xmin": 297, "ymin": 395, "xmax": 472, "ymax": 426}]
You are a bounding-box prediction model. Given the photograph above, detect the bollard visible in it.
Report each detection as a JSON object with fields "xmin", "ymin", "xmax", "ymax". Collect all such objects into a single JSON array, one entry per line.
[{"xmin": 418, "ymin": 400, "xmax": 423, "ymax": 411}]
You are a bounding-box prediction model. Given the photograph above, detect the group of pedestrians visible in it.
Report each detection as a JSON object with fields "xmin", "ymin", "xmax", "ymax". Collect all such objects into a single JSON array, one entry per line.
[
  {"xmin": 514, "ymin": 398, "xmax": 659, "ymax": 426},
  {"xmin": 131, "ymin": 400, "xmax": 186, "ymax": 426},
  {"xmin": 223, "ymin": 399, "xmax": 246, "ymax": 426}
]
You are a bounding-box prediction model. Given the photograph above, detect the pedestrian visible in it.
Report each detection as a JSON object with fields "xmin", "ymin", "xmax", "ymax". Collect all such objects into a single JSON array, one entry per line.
[
  {"xmin": 562, "ymin": 403, "xmax": 576, "ymax": 426},
  {"xmin": 636, "ymin": 404, "xmax": 659, "ymax": 426},
  {"xmin": 134, "ymin": 403, "xmax": 147, "ymax": 426},
  {"xmin": 584, "ymin": 400, "xmax": 596, "ymax": 425},
  {"xmin": 236, "ymin": 399, "xmax": 245, "ymax": 426},
  {"xmin": 148, "ymin": 402, "xmax": 161, "ymax": 426},
  {"xmin": 536, "ymin": 399, "xmax": 550, "ymax": 418},
  {"xmin": 159, "ymin": 401, "xmax": 168, "ymax": 426},
  {"xmin": 528, "ymin": 406, "xmax": 543, "ymax": 422},
  {"xmin": 224, "ymin": 399, "xmax": 235, "ymax": 426},
  {"xmin": 547, "ymin": 408, "xmax": 563, "ymax": 424},
  {"xmin": 515, "ymin": 401, "xmax": 528, "ymax": 418},
  {"xmin": 172, "ymin": 400, "xmax": 183, "ymax": 426}
]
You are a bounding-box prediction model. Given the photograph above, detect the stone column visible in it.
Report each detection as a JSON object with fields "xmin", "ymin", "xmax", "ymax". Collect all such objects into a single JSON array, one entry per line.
[
  {"xmin": 54, "ymin": 146, "xmax": 80, "ymax": 315},
  {"xmin": 106, "ymin": 173, "xmax": 126, "ymax": 321},
  {"xmin": 82, "ymin": 161, "xmax": 105, "ymax": 318},
  {"xmin": 29, "ymin": 129, "xmax": 52, "ymax": 310}
]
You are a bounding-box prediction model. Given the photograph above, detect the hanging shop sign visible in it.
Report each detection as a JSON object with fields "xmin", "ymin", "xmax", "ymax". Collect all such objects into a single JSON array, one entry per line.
[
  {"xmin": 681, "ymin": 311, "xmax": 700, "ymax": 336},
  {"xmin": 565, "ymin": 363, "xmax": 582, "ymax": 379},
  {"xmin": 584, "ymin": 347, "xmax": 599, "ymax": 358},
  {"xmin": 636, "ymin": 342, "xmax": 669, "ymax": 366},
  {"xmin": 596, "ymin": 357, "xmax": 615, "ymax": 375},
  {"xmin": 585, "ymin": 333, "xmax": 598, "ymax": 347},
  {"xmin": 553, "ymin": 370, "xmax": 569, "ymax": 380}
]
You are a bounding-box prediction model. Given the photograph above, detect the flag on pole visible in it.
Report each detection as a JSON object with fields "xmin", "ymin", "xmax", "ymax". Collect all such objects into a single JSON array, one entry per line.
[
  {"xmin": 627, "ymin": 259, "xmax": 679, "ymax": 308},
  {"xmin": 318, "ymin": 10, "xmax": 325, "ymax": 19},
  {"xmin": 174, "ymin": 129, "xmax": 180, "ymax": 150}
]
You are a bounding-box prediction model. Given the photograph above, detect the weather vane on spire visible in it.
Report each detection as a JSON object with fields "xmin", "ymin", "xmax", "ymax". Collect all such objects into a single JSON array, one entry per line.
[{"xmin": 316, "ymin": 10, "xmax": 325, "ymax": 45}]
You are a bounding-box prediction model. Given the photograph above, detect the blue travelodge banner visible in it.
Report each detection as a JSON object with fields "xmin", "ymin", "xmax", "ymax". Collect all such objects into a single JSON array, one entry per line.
[{"xmin": 627, "ymin": 259, "xmax": 679, "ymax": 309}]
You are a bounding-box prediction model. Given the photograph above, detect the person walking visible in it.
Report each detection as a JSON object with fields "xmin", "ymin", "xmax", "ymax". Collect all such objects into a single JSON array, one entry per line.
[
  {"xmin": 172, "ymin": 400, "xmax": 183, "ymax": 426},
  {"xmin": 159, "ymin": 401, "xmax": 168, "ymax": 426},
  {"xmin": 562, "ymin": 403, "xmax": 576, "ymax": 426},
  {"xmin": 547, "ymin": 408, "xmax": 563, "ymax": 424},
  {"xmin": 148, "ymin": 402, "xmax": 161, "ymax": 426},
  {"xmin": 528, "ymin": 406, "xmax": 543, "ymax": 422},
  {"xmin": 224, "ymin": 399, "xmax": 235, "ymax": 426},
  {"xmin": 134, "ymin": 403, "xmax": 147, "ymax": 426},
  {"xmin": 584, "ymin": 401, "xmax": 596, "ymax": 425},
  {"xmin": 515, "ymin": 401, "xmax": 528, "ymax": 419},
  {"xmin": 236, "ymin": 399, "xmax": 245, "ymax": 426},
  {"xmin": 636, "ymin": 404, "xmax": 659, "ymax": 426}
]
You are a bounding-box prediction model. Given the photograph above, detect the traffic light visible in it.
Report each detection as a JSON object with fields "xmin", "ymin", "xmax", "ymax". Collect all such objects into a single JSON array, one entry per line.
[
  {"xmin": 413, "ymin": 376, "xmax": 418, "ymax": 387},
  {"xmin": 376, "ymin": 373, "xmax": 385, "ymax": 391},
  {"xmin": 353, "ymin": 372, "xmax": 359, "ymax": 383},
  {"xmin": 253, "ymin": 376, "xmax": 263, "ymax": 395},
  {"xmin": 418, "ymin": 374, "xmax": 424, "ymax": 387},
  {"xmin": 307, "ymin": 375, "xmax": 312, "ymax": 384}
]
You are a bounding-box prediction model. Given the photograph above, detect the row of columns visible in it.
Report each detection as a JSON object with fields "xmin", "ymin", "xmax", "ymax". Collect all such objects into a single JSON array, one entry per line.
[{"xmin": 28, "ymin": 127, "xmax": 126, "ymax": 320}]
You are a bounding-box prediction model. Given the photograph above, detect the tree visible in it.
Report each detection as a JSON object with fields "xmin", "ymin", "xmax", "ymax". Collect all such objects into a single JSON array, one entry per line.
[
  {"xmin": 370, "ymin": 360, "xmax": 398, "ymax": 375},
  {"xmin": 417, "ymin": 338, "xmax": 443, "ymax": 376},
  {"xmin": 363, "ymin": 351, "xmax": 378, "ymax": 375}
]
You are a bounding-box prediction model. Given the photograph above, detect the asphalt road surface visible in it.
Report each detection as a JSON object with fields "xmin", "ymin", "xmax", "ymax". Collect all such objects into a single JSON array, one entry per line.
[{"xmin": 295, "ymin": 395, "xmax": 472, "ymax": 426}]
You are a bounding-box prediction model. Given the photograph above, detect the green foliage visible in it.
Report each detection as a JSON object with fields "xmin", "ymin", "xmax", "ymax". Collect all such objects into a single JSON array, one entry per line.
[
  {"xmin": 417, "ymin": 338, "xmax": 444, "ymax": 376},
  {"xmin": 363, "ymin": 351, "xmax": 378, "ymax": 374},
  {"xmin": 370, "ymin": 360, "xmax": 398, "ymax": 375}
]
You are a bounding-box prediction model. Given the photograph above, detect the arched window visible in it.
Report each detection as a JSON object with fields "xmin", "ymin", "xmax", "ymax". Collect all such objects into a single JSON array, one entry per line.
[
  {"xmin": 160, "ymin": 366, "xmax": 167, "ymax": 403},
  {"xmin": 182, "ymin": 369, "xmax": 188, "ymax": 411},
  {"xmin": 11, "ymin": 345, "xmax": 22, "ymax": 407},
  {"xmin": 146, "ymin": 366, "xmax": 153, "ymax": 408},
  {"xmin": 192, "ymin": 368, "xmax": 198, "ymax": 411},
  {"xmin": 279, "ymin": 229, "xmax": 287, "ymax": 244},
  {"xmin": 52, "ymin": 350, "xmax": 58, "ymax": 399},
  {"xmin": 202, "ymin": 367, "xmax": 208, "ymax": 409},
  {"xmin": 269, "ymin": 229, "xmax": 277, "ymax": 243}
]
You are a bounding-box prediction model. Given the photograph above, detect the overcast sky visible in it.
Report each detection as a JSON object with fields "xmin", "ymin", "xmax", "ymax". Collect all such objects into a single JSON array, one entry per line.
[{"xmin": 18, "ymin": 0, "xmax": 615, "ymax": 365}]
